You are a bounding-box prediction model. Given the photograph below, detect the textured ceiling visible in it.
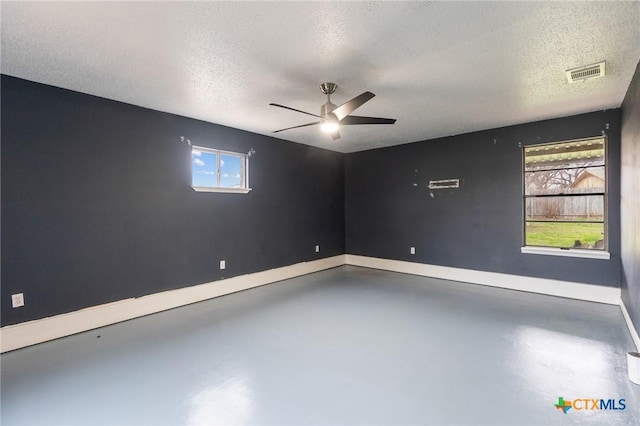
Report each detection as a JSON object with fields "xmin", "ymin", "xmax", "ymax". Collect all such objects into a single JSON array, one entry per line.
[{"xmin": 2, "ymin": 1, "xmax": 640, "ymax": 153}]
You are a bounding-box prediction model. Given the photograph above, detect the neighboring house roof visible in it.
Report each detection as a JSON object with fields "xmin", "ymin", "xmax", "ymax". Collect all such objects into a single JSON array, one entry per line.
[{"xmin": 571, "ymin": 169, "xmax": 605, "ymax": 188}]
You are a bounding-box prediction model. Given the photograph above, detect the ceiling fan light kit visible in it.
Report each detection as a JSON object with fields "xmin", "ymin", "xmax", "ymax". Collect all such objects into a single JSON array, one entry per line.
[
  {"xmin": 321, "ymin": 121, "xmax": 339, "ymax": 133},
  {"xmin": 270, "ymin": 83, "xmax": 396, "ymax": 140}
]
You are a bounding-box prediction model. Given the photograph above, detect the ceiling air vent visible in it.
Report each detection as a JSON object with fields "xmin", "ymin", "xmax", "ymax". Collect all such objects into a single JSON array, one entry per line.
[{"xmin": 566, "ymin": 61, "xmax": 606, "ymax": 83}]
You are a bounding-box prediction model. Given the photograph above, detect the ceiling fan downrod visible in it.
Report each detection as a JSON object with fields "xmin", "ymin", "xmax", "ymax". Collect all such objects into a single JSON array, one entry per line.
[{"xmin": 320, "ymin": 83, "xmax": 338, "ymax": 116}]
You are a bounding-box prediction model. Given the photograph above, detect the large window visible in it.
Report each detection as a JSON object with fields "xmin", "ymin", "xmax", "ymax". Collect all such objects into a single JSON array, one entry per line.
[
  {"xmin": 523, "ymin": 137, "xmax": 606, "ymax": 255},
  {"xmin": 191, "ymin": 146, "xmax": 250, "ymax": 193}
]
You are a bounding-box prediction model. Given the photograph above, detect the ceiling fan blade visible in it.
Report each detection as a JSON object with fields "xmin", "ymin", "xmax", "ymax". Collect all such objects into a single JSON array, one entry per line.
[
  {"xmin": 340, "ymin": 115, "xmax": 396, "ymax": 125},
  {"xmin": 330, "ymin": 129, "xmax": 341, "ymax": 140},
  {"xmin": 273, "ymin": 121, "xmax": 322, "ymax": 133},
  {"xmin": 269, "ymin": 103, "xmax": 323, "ymax": 119},
  {"xmin": 330, "ymin": 92, "xmax": 375, "ymax": 121}
]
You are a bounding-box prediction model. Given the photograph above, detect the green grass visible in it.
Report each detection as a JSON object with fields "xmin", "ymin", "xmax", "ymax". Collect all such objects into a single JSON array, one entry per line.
[{"xmin": 526, "ymin": 221, "xmax": 604, "ymax": 249}]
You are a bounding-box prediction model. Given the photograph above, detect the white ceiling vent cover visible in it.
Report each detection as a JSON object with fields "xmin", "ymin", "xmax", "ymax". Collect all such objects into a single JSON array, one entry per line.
[{"xmin": 566, "ymin": 61, "xmax": 606, "ymax": 83}]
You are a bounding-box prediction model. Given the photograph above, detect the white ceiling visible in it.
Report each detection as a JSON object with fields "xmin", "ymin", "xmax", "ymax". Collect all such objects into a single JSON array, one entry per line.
[{"xmin": 2, "ymin": 1, "xmax": 639, "ymax": 153}]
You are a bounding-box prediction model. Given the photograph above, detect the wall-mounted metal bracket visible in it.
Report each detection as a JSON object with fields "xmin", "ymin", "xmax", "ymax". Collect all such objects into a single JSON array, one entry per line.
[{"xmin": 428, "ymin": 178, "xmax": 460, "ymax": 189}]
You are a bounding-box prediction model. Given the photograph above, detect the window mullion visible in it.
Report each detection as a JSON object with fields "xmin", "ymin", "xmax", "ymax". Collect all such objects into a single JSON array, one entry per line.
[
  {"xmin": 216, "ymin": 152, "xmax": 221, "ymax": 188},
  {"xmin": 525, "ymin": 192, "xmax": 605, "ymax": 198}
]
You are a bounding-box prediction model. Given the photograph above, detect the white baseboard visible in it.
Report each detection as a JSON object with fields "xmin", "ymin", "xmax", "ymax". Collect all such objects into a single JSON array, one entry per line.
[
  {"xmin": 0, "ymin": 255, "xmax": 345, "ymax": 353},
  {"xmin": 345, "ymin": 255, "xmax": 621, "ymax": 305},
  {"xmin": 3, "ymin": 254, "xmax": 625, "ymax": 353},
  {"xmin": 621, "ymin": 299, "xmax": 640, "ymax": 351}
]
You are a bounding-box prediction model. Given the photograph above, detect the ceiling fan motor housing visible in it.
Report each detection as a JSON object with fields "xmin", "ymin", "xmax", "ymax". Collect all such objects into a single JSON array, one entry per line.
[{"xmin": 321, "ymin": 102, "xmax": 337, "ymax": 118}]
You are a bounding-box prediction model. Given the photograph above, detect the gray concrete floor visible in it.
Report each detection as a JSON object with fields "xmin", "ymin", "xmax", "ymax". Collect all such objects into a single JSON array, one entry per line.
[{"xmin": 1, "ymin": 265, "xmax": 639, "ymax": 425}]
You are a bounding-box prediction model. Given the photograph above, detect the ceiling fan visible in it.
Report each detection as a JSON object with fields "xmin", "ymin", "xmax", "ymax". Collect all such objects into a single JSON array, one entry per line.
[{"xmin": 270, "ymin": 83, "xmax": 396, "ymax": 140}]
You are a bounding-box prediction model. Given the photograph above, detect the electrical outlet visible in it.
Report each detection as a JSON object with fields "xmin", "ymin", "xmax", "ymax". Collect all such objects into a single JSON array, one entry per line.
[
  {"xmin": 410, "ymin": 247, "xmax": 416, "ymax": 255},
  {"xmin": 11, "ymin": 293, "xmax": 25, "ymax": 308},
  {"xmin": 315, "ymin": 245, "xmax": 320, "ymax": 253},
  {"xmin": 220, "ymin": 260, "xmax": 226, "ymax": 270}
]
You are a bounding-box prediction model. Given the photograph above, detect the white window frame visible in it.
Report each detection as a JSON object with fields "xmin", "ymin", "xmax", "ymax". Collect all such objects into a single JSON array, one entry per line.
[
  {"xmin": 190, "ymin": 146, "xmax": 251, "ymax": 194},
  {"xmin": 520, "ymin": 136, "xmax": 609, "ymax": 260}
]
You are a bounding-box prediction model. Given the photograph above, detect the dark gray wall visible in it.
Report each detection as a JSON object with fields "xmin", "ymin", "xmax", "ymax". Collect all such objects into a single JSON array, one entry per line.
[
  {"xmin": 2, "ymin": 73, "xmax": 628, "ymax": 329},
  {"xmin": 345, "ymin": 110, "xmax": 621, "ymax": 286},
  {"xmin": 1, "ymin": 75, "xmax": 345, "ymax": 326},
  {"xmin": 621, "ymin": 59, "xmax": 640, "ymax": 334}
]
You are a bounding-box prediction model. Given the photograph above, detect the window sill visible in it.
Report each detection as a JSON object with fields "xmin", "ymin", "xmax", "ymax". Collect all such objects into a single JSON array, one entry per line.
[
  {"xmin": 521, "ymin": 246, "xmax": 610, "ymax": 260},
  {"xmin": 191, "ymin": 186, "xmax": 252, "ymax": 194}
]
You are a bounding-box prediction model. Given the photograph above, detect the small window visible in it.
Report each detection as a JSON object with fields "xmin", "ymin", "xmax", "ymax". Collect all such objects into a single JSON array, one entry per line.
[
  {"xmin": 191, "ymin": 146, "xmax": 250, "ymax": 193},
  {"xmin": 522, "ymin": 137, "xmax": 606, "ymax": 253}
]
